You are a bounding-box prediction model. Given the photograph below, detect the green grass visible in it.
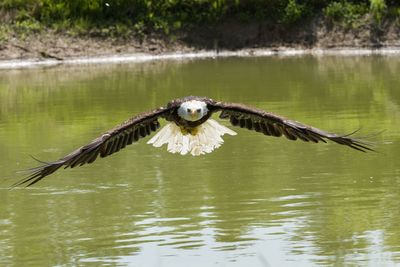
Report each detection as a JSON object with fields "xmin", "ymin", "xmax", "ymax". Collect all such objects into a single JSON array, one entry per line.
[{"xmin": 0, "ymin": 0, "xmax": 400, "ymax": 38}]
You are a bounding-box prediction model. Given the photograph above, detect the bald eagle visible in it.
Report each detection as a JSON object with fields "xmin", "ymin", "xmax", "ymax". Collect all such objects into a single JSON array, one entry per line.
[{"xmin": 14, "ymin": 96, "xmax": 373, "ymax": 187}]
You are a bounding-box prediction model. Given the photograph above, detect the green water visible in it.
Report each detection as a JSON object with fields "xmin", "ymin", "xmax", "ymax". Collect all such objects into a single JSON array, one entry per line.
[{"xmin": 0, "ymin": 56, "xmax": 399, "ymax": 266}]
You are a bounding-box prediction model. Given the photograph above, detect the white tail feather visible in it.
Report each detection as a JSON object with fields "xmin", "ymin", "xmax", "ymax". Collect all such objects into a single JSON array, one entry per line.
[{"xmin": 147, "ymin": 119, "xmax": 237, "ymax": 156}]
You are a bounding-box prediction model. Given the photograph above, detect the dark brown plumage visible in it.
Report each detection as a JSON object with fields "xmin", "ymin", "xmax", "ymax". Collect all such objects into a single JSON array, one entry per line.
[
  {"xmin": 214, "ymin": 101, "xmax": 372, "ymax": 150},
  {"xmin": 12, "ymin": 96, "xmax": 374, "ymax": 187}
]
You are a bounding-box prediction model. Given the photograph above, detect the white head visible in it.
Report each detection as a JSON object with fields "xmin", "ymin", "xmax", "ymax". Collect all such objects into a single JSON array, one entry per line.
[{"xmin": 177, "ymin": 100, "xmax": 209, "ymax": 122}]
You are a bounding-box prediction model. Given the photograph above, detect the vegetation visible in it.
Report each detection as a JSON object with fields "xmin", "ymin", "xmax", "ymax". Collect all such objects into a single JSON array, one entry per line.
[
  {"xmin": 324, "ymin": 1, "xmax": 369, "ymax": 28},
  {"xmin": 0, "ymin": 0, "xmax": 399, "ymax": 37}
]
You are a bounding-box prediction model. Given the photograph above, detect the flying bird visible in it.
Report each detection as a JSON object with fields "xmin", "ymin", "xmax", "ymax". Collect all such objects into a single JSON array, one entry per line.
[{"xmin": 14, "ymin": 96, "xmax": 373, "ymax": 187}]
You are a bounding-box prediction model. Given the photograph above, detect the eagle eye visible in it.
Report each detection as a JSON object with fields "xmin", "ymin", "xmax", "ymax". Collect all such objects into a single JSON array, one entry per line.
[
  {"xmin": 196, "ymin": 108, "xmax": 201, "ymax": 113},
  {"xmin": 187, "ymin": 108, "xmax": 191, "ymax": 113}
]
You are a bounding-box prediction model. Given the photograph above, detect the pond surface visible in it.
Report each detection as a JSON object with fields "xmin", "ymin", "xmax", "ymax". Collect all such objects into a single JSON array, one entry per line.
[{"xmin": 0, "ymin": 55, "xmax": 399, "ymax": 266}]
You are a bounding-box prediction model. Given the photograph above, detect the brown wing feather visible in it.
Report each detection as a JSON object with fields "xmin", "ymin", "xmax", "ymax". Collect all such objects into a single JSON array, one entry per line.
[
  {"xmin": 213, "ymin": 102, "xmax": 374, "ymax": 152},
  {"xmin": 12, "ymin": 106, "xmax": 173, "ymax": 187}
]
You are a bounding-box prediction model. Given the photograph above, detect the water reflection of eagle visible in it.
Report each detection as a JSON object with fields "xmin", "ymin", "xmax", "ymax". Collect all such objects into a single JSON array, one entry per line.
[{"xmin": 14, "ymin": 96, "xmax": 373, "ymax": 187}]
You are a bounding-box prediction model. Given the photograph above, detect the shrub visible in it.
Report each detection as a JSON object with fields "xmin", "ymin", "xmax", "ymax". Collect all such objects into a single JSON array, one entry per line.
[
  {"xmin": 370, "ymin": 0, "xmax": 387, "ymax": 25},
  {"xmin": 324, "ymin": 1, "xmax": 369, "ymax": 28},
  {"xmin": 281, "ymin": 0, "xmax": 307, "ymax": 25}
]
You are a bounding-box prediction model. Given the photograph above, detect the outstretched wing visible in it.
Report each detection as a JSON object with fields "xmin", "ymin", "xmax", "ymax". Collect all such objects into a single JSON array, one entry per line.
[
  {"xmin": 13, "ymin": 106, "xmax": 173, "ymax": 187},
  {"xmin": 211, "ymin": 101, "xmax": 374, "ymax": 152}
]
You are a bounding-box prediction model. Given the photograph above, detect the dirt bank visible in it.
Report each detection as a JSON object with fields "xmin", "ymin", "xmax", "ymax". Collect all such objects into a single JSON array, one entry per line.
[{"xmin": 1, "ymin": 17, "xmax": 399, "ymax": 62}]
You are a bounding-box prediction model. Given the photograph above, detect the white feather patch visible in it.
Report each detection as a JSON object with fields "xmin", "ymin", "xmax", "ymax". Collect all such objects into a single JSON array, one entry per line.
[{"xmin": 147, "ymin": 119, "xmax": 237, "ymax": 156}]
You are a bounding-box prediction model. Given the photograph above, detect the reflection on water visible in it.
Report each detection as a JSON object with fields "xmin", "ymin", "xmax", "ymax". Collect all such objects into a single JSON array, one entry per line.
[{"xmin": 0, "ymin": 56, "xmax": 399, "ymax": 266}]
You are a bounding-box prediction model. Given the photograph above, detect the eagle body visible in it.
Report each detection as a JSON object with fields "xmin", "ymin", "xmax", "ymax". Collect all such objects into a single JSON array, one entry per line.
[
  {"xmin": 148, "ymin": 97, "xmax": 236, "ymax": 155},
  {"xmin": 13, "ymin": 96, "xmax": 374, "ymax": 187}
]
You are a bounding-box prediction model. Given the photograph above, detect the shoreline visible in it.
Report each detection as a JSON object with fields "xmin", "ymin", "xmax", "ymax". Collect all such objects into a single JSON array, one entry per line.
[
  {"xmin": 1, "ymin": 47, "xmax": 400, "ymax": 70},
  {"xmin": 2, "ymin": 15, "xmax": 400, "ymax": 70}
]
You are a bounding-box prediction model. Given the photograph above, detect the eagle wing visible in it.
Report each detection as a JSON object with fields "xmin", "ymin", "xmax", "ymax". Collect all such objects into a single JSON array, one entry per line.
[
  {"xmin": 212, "ymin": 101, "xmax": 374, "ymax": 152},
  {"xmin": 13, "ymin": 106, "xmax": 174, "ymax": 187}
]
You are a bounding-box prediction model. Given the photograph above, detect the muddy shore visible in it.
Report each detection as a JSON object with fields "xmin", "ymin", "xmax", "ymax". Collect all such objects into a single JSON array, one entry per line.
[{"xmin": 1, "ymin": 18, "xmax": 399, "ymax": 65}]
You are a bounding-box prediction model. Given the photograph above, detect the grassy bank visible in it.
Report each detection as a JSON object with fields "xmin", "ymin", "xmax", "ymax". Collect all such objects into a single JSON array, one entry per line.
[
  {"xmin": 1, "ymin": 0, "xmax": 399, "ymax": 40},
  {"xmin": 1, "ymin": 0, "xmax": 400, "ymax": 61}
]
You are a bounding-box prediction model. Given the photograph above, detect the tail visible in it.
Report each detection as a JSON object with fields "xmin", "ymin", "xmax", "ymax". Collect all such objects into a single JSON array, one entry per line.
[{"xmin": 147, "ymin": 119, "xmax": 237, "ymax": 156}]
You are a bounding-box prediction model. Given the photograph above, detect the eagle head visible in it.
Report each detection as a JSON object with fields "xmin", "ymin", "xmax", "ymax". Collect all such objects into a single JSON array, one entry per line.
[{"xmin": 177, "ymin": 100, "xmax": 209, "ymax": 122}]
